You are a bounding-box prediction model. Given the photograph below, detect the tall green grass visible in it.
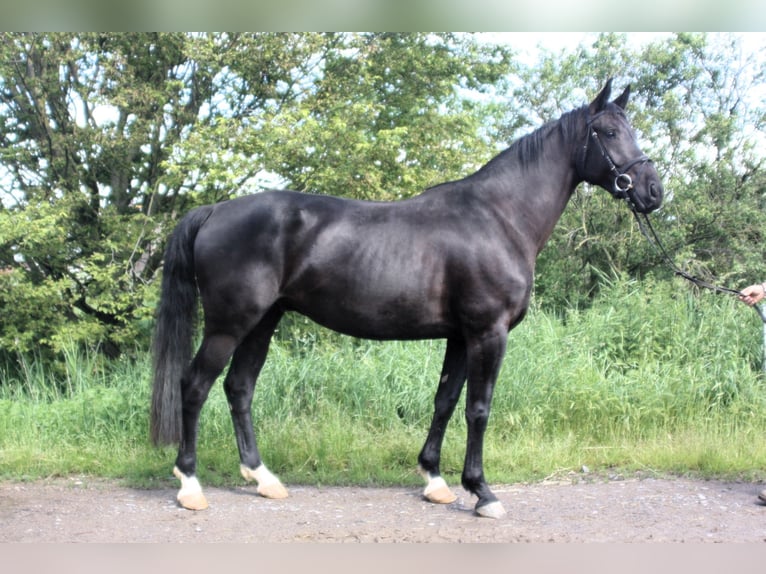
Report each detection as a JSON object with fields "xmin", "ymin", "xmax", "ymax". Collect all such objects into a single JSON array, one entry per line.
[{"xmin": 2, "ymin": 276, "xmax": 766, "ymax": 487}]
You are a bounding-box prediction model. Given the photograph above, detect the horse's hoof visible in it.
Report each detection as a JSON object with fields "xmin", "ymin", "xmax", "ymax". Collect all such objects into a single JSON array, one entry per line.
[
  {"xmin": 475, "ymin": 500, "xmax": 506, "ymax": 519},
  {"xmin": 422, "ymin": 476, "xmax": 458, "ymax": 504},
  {"xmin": 240, "ymin": 464, "xmax": 289, "ymax": 499},
  {"xmin": 178, "ymin": 491, "xmax": 209, "ymax": 511},
  {"xmin": 257, "ymin": 482, "xmax": 289, "ymax": 500},
  {"xmin": 173, "ymin": 466, "xmax": 209, "ymax": 511}
]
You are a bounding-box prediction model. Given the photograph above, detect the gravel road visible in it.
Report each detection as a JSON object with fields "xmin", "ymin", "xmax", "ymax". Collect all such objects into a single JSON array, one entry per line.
[{"xmin": 3, "ymin": 474, "xmax": 766, "ymax": 543}]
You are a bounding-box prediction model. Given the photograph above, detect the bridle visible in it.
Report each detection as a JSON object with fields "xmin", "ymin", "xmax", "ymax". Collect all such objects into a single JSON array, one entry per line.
[
  {"xmin": 580, "ymin": 110, "xmax": 652, "ymax": 211},
  {"xmin": 580, "ymin": 110, "xmax": 766, "ymax": 322}
]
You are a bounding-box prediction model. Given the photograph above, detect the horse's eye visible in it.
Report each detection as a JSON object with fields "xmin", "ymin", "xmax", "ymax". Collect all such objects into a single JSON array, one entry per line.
[{"xmin": 605, "ymin": 129, "xmax": 617, "ymax": 139}]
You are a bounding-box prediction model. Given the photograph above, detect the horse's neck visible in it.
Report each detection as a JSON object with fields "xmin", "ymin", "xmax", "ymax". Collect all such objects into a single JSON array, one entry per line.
[{"xmin": 484, "ymin": 147, "xmax": 580, "ymax": 256}]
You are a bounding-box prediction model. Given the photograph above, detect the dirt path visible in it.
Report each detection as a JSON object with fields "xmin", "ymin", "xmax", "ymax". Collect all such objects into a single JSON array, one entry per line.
[{"xmin": 2, "ymin": 475, "xmax": 766, "ymax": 542}]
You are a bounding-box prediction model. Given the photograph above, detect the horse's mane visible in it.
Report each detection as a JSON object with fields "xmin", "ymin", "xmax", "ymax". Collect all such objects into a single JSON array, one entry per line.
[
  {"xmin": 477, "ymin": 105, "xmax": 587, "ymax": 176},
  {"xmin": 421, "ymin": 105, "xmax": 588, "ymax": 194}
]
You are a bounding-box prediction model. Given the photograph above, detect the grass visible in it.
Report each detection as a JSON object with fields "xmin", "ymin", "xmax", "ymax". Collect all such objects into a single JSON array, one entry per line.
[{"xmin": 2, "ymin": 276, "xmax": 766, "ymax": 488}]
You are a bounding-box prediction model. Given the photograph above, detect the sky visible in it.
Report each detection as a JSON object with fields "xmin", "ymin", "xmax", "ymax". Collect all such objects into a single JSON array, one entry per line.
[
  {"xmin": 484, "ymin": 32, "xmax": 766, "ymax": 65},
  {"xmin": 482, "ymin": 32, "xmax": 766, "ymax": 113}
]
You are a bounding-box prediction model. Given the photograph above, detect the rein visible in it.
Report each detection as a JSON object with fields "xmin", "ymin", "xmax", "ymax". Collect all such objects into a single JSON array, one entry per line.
[{"xmin": 630, "ymin": 209, "xmax": 766, "ymax": 323}]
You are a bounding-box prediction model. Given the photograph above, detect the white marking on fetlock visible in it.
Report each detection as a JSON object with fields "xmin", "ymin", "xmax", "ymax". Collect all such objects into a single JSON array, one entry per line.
[
  {"xmin": 173, "ymin": 466, "xmax": 209, "ymax": 511},
  {"xmin": 418, "ymin": 467, "xmax": 457, "ymax": 504},
  {"xmin": 475, "ymin": 500, "xmax": 506, "ymax": 519},
  {"xmin": 240, "ymin": 464, "xmax": 289, "ymax": 499}
]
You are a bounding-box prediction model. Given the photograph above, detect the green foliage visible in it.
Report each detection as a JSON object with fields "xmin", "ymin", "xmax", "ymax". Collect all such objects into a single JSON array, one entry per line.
[
  {"xmin": 1, "ymin": 32, "xmax": 765, "ymax": 391},
  {"xmin": 2, "ymin": 281, "xmax": 766, "ymax": 485},
  {"xmin": 0, "ymin": 32, "xmax": 206, "ymax": 358},
  {"xmin": 253, "ymin": 33, "xmax": 514, "ymax": 200},
  {"xmin": 510, "ymin": 33, "xmax": 766, "ymax": 311},
  {"xmin": 3, "ymin": 32, "xmax": 766, "ymax": 486},
  {"xmin": 0, "ymin": 32, "xmax": 513, "ymax": 361},
  {"xmin": 498, "ymin": 275, "xmax": 766, "ymax": 440}
]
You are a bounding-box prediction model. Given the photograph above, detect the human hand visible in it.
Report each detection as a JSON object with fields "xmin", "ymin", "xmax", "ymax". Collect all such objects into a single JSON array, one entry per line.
[{"xmin": 739, "ymin": 283, "xmax": 766, "ymax": 306}]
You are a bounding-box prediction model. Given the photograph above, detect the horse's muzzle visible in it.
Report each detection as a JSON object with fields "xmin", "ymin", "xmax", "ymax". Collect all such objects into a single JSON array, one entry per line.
[{"xmin": 631, "ymin": 179, "xmax": 663, "ymax": 214}]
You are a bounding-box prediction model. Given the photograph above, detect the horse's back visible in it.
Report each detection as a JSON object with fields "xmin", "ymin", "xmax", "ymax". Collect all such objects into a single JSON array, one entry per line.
[{"xmin": 191, "ymin": 189, "xmax": 531, "ymax": 340}]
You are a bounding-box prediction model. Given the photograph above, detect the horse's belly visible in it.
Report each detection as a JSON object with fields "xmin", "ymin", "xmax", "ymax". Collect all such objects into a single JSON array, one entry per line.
[{"xmin": 284, "ymin": 287, "xmax": 452, "ymax": 341}]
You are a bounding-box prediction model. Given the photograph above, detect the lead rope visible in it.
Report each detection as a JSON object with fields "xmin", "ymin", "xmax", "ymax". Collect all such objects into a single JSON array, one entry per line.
[{"xmin": 632, "ymin": 210, "xmax": 766, "ymax": 323}]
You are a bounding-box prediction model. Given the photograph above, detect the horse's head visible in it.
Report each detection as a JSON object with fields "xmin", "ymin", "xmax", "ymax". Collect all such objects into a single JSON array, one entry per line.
[{"xmin": 579, "ymin": 78, "xmax": 664, "ymax": 214}]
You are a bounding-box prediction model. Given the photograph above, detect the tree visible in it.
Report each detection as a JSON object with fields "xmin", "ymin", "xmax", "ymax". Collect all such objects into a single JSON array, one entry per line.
[
  {"xmin": 0, "ymin": 33, "xmax": 223, "ymax": 357},
  {"xmin": 0, "ymin": 32, "xmax": 515, "ymax": 360},
  {"xmin": 253, "ymin": 33, "xmax": 515, "ymax": 201},
  {"xmin": 506, "ymin": 33, "xmax": 766, "ymax": 310},
  {"xmin": 633, "ymin": 33, "xmax": 766, "ymax": 289},
  {"xmin": 6, "ymin": 32, "xmax": 761, "ymax": 363}
]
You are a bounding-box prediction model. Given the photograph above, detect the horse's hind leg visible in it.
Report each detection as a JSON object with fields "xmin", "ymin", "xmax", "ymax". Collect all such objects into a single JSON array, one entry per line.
[
  {"xmin": 222, "ymin": 307, "xmax": 288, "ymax": 499},
  {"xmin": 174, "ymin": 333, "xmax": 240, "ymax": 510},
  {"xmin": 418, "ymin": 338, "xmax": 467, "ymax": 505}
]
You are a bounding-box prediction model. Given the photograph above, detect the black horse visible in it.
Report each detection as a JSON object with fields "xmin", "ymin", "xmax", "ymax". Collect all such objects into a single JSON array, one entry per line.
[{"xmin": 151, "ymin": 79, "xmax": 663, "ymax": 518}]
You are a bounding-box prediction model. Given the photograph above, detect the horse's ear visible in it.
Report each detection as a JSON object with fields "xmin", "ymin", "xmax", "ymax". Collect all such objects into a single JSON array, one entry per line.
[
  {"xmin": 613, "ymin": 85, "xmax": 631, "ymax": 110},
  {"xmin": 589, "ymin": 78, "xmax": 613, "ymax": 116}
]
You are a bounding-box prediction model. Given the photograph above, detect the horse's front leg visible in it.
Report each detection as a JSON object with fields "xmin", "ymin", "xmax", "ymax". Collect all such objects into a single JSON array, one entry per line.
[
  {"xmin": 461, "ymin": 329, "xmax": 508, "ymax": 518},
  {"xmin": 418, "ymin": 338, "xmax": 467, "ymax": 505}
]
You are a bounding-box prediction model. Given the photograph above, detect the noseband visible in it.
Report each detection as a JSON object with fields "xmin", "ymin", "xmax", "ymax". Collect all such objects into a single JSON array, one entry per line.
[{"xmin": 581, "ymin": 112, "xmax": 652, "ymax": 210}]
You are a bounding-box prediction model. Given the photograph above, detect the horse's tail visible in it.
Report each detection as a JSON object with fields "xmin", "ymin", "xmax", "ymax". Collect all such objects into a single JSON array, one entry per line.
[{"xmin": 150, "ymin": 206, "xmax": 213, "ymax": 446}]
